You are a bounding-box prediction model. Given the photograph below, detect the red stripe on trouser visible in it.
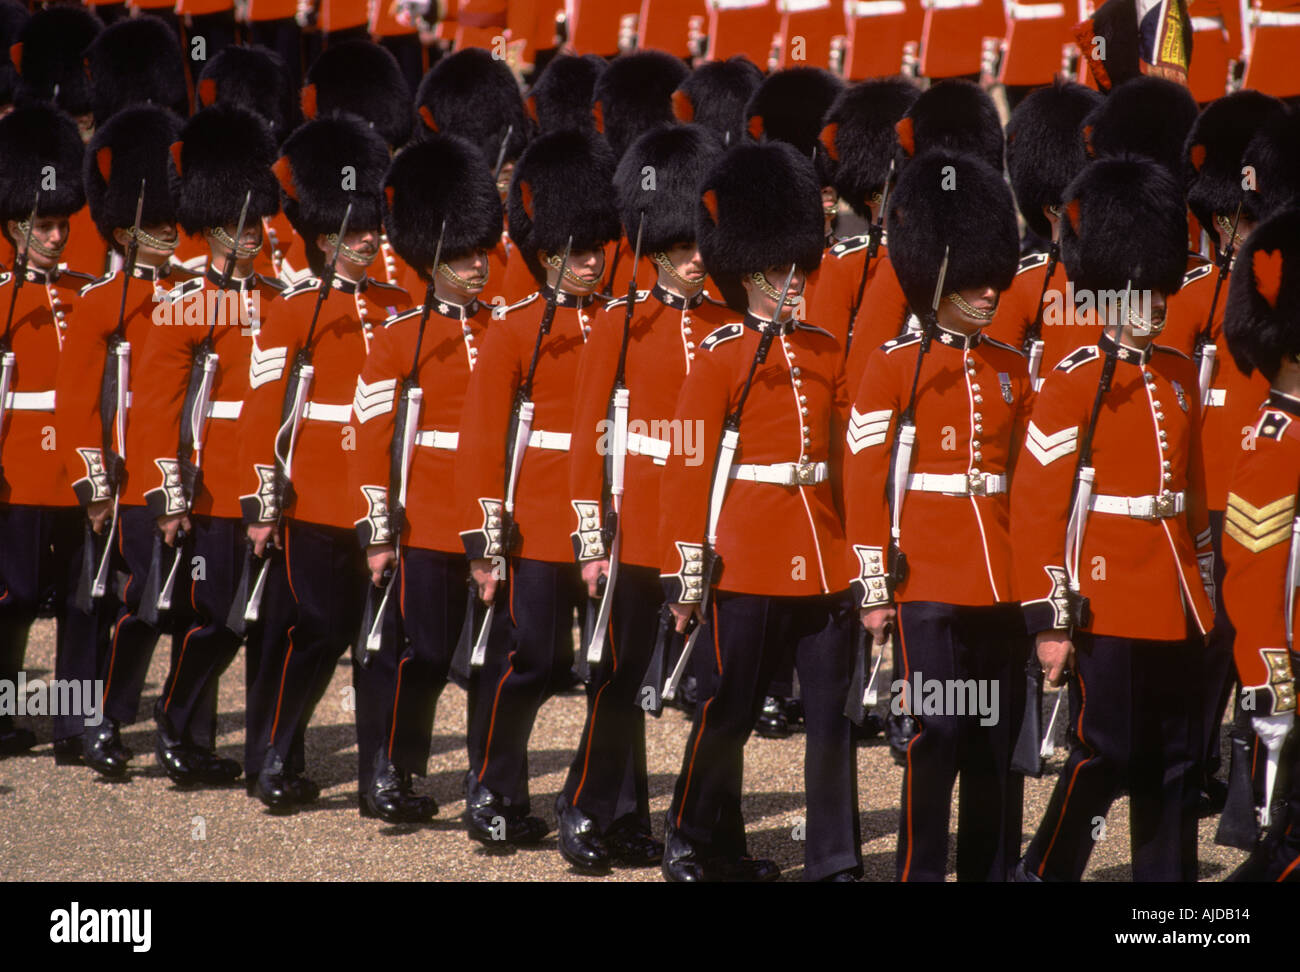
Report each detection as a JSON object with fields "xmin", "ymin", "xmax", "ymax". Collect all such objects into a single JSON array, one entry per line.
[
  {"xmin": 270, "ymin": 525, "xmax": 299, "ymax": 747},
  {"xmin": 1037, "ymin": 668, "xmax": 1091, "ymax": 878},
  {"xmin": 572, "ymin": 623, "xmax": 618, "ymax": 805},
  {"xmin": 676, "ymin": 599, "xmax": 722, "ymax": 828},
  {"xmin": 477, "ymin": 652, "xmax": 516, "ymax": 782},
  {"xmin": 899, "ymin": 604, "xmax": 915, "ymax": 881}
]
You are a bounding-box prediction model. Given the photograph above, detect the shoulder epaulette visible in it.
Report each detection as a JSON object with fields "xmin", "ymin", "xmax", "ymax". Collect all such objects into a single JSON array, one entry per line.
[
  {"xmin": 982, "ymin": 335, "xmax": 1026, "ymax": 357},
  {"xmin": 367, "ymin": 278, "xmax": 408, "ymax": 297},
  {"xmin": 702, "ymin": 290, "xmax": 727, "ymax": 307},
  {"xmin": 281, "ymin": 276, "xmax": 321, "ymax": 299},
  {"xmin": 165, "ymin": 275, "xmax": 204, "ymax": 301},
  {"xmin": 606, "ymin": 288, "xmax": 650, "ymax": 309},
  {"xmin": 1017, "ymin": 251, "xmax": 1050, "ymax": 275},
  {"xmin": 1153, "ymin": 344, "xmax": 1191, "ymax": 360},
  {"xmin": 495, "ymin": 291, "xmax": 540, "ymax": 319},
  {"xmin": 881, "ymin": 333, "xmax": 922, "ymax": 355},
  {"xmin": 173, "ymin": 258, "xmax": 205, "ymax": 277},
  {"xmin": 386, "ymin": 306, "xmax": 422, "ymax": 326},
  {"xmin": 257, "ymin": 273, "xmax": 285, "ymax": 293},
  {"xmin": 60, "ymin": 268, "xmax": 96, "ymax": 283},
  {"xmin": 79, "ymin": 271, "xmax": 119, "ymax": 297},
  {"xmin": 700, "ymin": 322, "xmax": 744, "ymax": 351},
  {"xmin": 1257, "ymin": 410, "xmax": 1293, "ymax": 442},
  {"xmin": 1056, "ymin": 345, "xmax": 1100, "ymax": 372},
  {"xmin": 280, "ymin": 266, "xmax": 315, "ymax": 288},
  {"xmin": 829, "ymin": 234, "xmax": 870, "ymax": 259},
  {"xmin": 794, "ymin": 321, "xmax": 835, "ymax": 340},
  {"xmin": 1182, "ymin": 262, "xmax": 1214, "ymax": 287}
]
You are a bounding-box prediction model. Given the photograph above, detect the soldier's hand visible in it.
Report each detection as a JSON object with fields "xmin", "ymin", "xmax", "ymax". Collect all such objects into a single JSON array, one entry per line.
[
  {"xmin": 1036, "ymin": 631, "xmax": 1074, "ymax": 688},
  {"xmin": 581, "ymin": 560, "xmax": 609, "ymax": 599},
  {"xmin": 860, "ymin": 605, "xmax": 896, "ymax": 644},
  {"xmin": 247, "ymin": 523, "xmax": 279, "ymax": 557},
  {"xmin": 158, "ymin": 513, "xmax": 191, "ymax": 547},
  {"xmin": 669, "ymin": 601, "xmax": 701, "ymax": 634},
  {"xmin": 470, "ymin": 558, "xmax": 499, "ymax": 605},
  {"xmin": 87, "ymin": 500, "xmax": 113, "ymax": 535},
  {"xmin": 367, "ymin": 545, "xmax": 396, "ymax": 587}
]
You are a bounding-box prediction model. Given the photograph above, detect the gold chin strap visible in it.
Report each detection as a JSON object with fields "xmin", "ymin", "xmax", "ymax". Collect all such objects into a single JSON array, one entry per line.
[
  {"xmin": 437, "ymin": 261, "xmax": 486, "ymax": 290},
  {"xmin": 1126, "ymin": 299, "xmax": 1164, "ymax": 336},
  {"xmin": 653, "ymin": 251, "xmax": 703, "ymax": 290},
  {"xmin": 1216, "ymin": 212, "xmax": 1245, "ymax": 251},
  {"xmin": 134, "ymin": 226, "xmax": 180, "ymax": 253},
  {"xmin": 210, "ymin": 226, "xmax": 264, "ymax": 259},
  {"xmin": 327, "ymin": 233, "xmax": 377, "ymax": 266},
  {"xmin": 749, "ymin": 270, "xmax": 784, "ymax": 301},
  {"xmin": 545, "ymin": 251, "xmax": 595, "ymax": 288},
  {"xmin": 946, "ymin": 291, "xmax": 995, "ymax": 322},
  {"xmin": 15, "ymin": 221, "xmax": 65, "ymax": 259}
]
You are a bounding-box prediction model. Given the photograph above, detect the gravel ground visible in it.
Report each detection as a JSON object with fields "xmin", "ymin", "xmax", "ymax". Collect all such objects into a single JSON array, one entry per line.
[{"xmin": 0, "ymin": 618, "xmax": 1249, "ymax": 882}]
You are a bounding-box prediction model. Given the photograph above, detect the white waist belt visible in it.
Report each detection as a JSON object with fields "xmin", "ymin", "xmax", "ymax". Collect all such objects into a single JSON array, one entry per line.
[
  {"xmin": 206, "ymin": 400, "xmax": 242, "ymax": 420},
  {"xmin": 1009, "ymin": 1, "xmax": 1065, "ymax": 18},
  {"xmin": 4, "ymin": 389, "xmax": 55, "ymax": 410},
  {"xmin": 415, "ymin": 429, "xmax": 459, "ymax": 450},
  {"xmin": 627, "ymin": 431, "xmax": 670, "ymax": 464},
  {"xmin": 527, "ymin": 430, "xmax": 571, "ymax": 451},
  {"xmin": 922, "ymin": 0, "xmax": 983, "ymax": 9},
  {"xmin": 730, "ymin": 460, "xmax": 829, "ymax": 486},
  {"xmin": 1090, "ymin": 490, "xmax": 1185, "ymax": 519},
  {"xmin": 907, "ymin": 471, "xmax": 1008, "ymax": 496},
  {"xmin": 1204, "ymin": 388, "xmax": 1227, "ymax": 407},
  {"xmin": 1190, "ymin": 15, "xmax": 1223, "ymax": 29},
  {"xmin": 845, "ymin": 0, "xmax": 907, "ymax": 14},
  {"xmin": 303, "ymin": 401, "xmax": 352, "ymax": 423},
  {"xmin": 1253, "ymin": 10, "xmax": 1300, "ymax": 26}
]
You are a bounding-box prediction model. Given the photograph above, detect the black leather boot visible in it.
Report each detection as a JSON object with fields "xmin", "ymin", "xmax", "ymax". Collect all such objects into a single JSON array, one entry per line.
[
  {"xmin": 464, "ymin": 783, "xmax": 548, "ymax": 845},
  {"xmin": 83, "ymin": 721, "xmax": 130, "ymax": 778},
  {"xmin": 661, "ymin": 815, "xmax": 715, "ymax": 882},
  {"xmin": 555, "ymin": 796, "xmax": 611, "ymax": 873},
  {"xmin": 255, "ymin": 750, "xmax": 298, "ymax": 813}
]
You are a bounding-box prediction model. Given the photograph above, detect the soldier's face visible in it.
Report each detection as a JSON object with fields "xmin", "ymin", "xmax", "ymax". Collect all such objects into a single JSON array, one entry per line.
[
  {"xmin": 210, "ymin": 220, "xmax": 265, "ymax": 267},
  {"xmin": 438, "ymin": 248, "xmax": 490, "ymax": 298},
  {"xmin": 496, "ymin": 161, "xmax": 514, "ymax": 201},
  {"xmin": 659, "ymin": 241, "xmax": 705, "ymax": 288},
  {"xmin": 938, "ymin": 285, "xmax": 999, "ymax": 333},
  {"xmin": 7, "ymin": 216, "xmax": 70, "ymax": 270},
  {"xmin": 317, "ymin": 227, "xmax": 380, "ymax": 279},
  {"xmin": 743, "ymin": 265, "xmax": 806, "ymax": 319},
  {"xmin": 114, "ymin": 222, "xmax": 179, "ymax": 265},
  {"xmin": 546, "ymin": 245, "xmax": 605, "ymax": 294}
]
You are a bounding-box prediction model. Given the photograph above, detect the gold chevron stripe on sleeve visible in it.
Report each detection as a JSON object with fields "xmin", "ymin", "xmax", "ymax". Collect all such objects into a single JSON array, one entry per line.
[{"xmin": 1225, "ymin": 491, "xmax": 1296, "ymax": 553}]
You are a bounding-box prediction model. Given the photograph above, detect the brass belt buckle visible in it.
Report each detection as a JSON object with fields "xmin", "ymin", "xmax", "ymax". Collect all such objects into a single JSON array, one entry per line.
[
  {"xmin": 1153, "ymin": 491, "xmax": 1175, "ymax": 518},
  {"xmin": 966, "ymin": 471, "xmax": 986, "ymax": 496},
  {"xmin": 795, "ymin": 461, "xmax": 817, "ymax": 486}
]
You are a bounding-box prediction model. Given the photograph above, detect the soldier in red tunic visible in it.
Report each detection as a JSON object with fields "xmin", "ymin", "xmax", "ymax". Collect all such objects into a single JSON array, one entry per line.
[
  {"xmin": 236, "ymin": 115, "xmax": 411, "ymax": 812},
  {"xmin": 456, "ymin": 129, "xmax": 620, "ymax": 845},
  {"xmin": 657, "ymin": 141, "xmax": 860, "ymax": 882},
  {"xmin": 57, "ymin": 106, "xmax": 200, "ymax": 778},
  {"xmin": 846, "ymin": 150, "xmax": 1031, "ymax": 882},
  {"xmin": 559, "ymin": 123, "xmax": 725, "ymax": 872},
  {"xmin": 129, "ymin": 105, "xmax": 285, "ymax": 787},
  {"xmin": 347, "ymin": 132, "xmax": 502, "ymax": 823},
  {"xmin": 1219, "ymin": 207, "xmax": 1300, "ymax": 882},
  {"xmin": 1012, "ymin": 156, "xmax": 1214, "ymax": 882},
  {"xmin": 0, "ymin": 106, "xmax": 99, "ymax": 760}
]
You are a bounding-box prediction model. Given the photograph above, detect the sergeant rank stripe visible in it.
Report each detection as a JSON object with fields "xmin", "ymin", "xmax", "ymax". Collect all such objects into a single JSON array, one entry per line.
[
  {"xmin": 352, "ymin": 377, "xmax": 397, "ymax": 423},
  {"xmin": 249, "ymin": 342, "xmax": 288, "ymax": 388},
  {"xmin": 1224, "ymin": 492, "xmax": 1296, "ymax": 553},
  {"xmin": 846, "ymin": 407, "xmax": 891, "ymax": 454},
  {"xmin": 1025, "ymin": 421, "xmax": 1078, "ymax": 466}
]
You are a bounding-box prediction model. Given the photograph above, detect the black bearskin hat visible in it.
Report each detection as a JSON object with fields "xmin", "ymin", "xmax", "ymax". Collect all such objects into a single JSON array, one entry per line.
[
  {"xmin": 384, "ymin": 133, "xmax": 503, "ymax": 280},
  {"xmin": 173, "ymin": 105, "xmax": 280, "ymax": 237},
  {"xmin": 1185, "ymin": 90, "xmax": 1287, "ymax": 237},
  {"xmin": 1243, "ymin": 107, "xmax": 1300, "ymax": 223},
  {"xmin": 273, "ymin": 114, "xmax": 390, "ymax": 270},
  {"xmin": 526, "ymin": 54, "xmax": 606, "ymax": 136},
  {"xmin": 1083, "ymin": 75, "xmax": 1198, "ymax": 173},
  {"xmin": 0, "ymin": 104, "xmax": 85, "ymax": 223},
  {"xmin": 11, "ymin": 5, "xmax": 102, "ymax": 118},
  {"xmin": 886, "ymin": 151, "xmax": 1018, "ymax": 317},
  {"xmin": 507, "ymin": 130, "xmax": 620, "ymax": 285},
  {"xmin": 672, "ymin": 56, "xmax": 762, "ymax": 148},
  {"xmin": 745, "ymin": 66, "xmax": 843, "ymax": 184},
  {"xmin": 696, "ymin": 141, "xmax": 824, "ymax": 312},
  {"xmin": 0, "ymin": 0, "xmax": 29, "ymax": 108},
  {"xmin": 614, "ymin": 124, "xmax": 722, "ymax": 252},
  {"xmin": 86, "ymin": 15, "xmax": 187, "ymax": 125},
  {"xmin": 896, "ymin": 79, "xmax": 1004, "ymax": 171},
  {"xmin": 303, "ymin": 40, "xmax": 412, "ymax": 149},
  {"xmin": 1224, "ymin": 206, "xmax": 1300, "ymax": 380},
  {"xmin": 196, "ymin": 45, "xmax": 298, "ymax": 146},
  {"xmin": 818, "ymin": 77, "xmax": 920, "ymax": 218},
  {"xmin": 83, "ymin": 104, "xmax": 180, "ymax": 245},
  {"xmin": 592, "ymin": 50, "xmax": 689, "ymax": 159},
  {"xmin": 1006, "ymin": 80, "xmax": 1103, "ymax": 239},
  {"xmin": 1059, "ymin": 155, "xmax": 1188, "ymax": 297},
  {"xmin": 414, "ymin": 47, "xmax": 529, "ymax": 167}
]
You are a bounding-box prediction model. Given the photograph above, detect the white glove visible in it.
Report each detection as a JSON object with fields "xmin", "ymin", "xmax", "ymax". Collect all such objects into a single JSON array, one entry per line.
[{"xmin": 1252, "ymin": 711, "xmax": 1294, "ymax": 751}]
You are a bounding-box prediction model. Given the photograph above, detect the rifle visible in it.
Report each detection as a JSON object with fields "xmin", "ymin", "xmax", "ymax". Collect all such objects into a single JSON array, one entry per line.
[
  {"xmin": 658, "ymin": 262, "xmax": 801, "ymax": 705},
  {"xmin": 467, "ymin": 236, "xmax": 574, "ymax": 669},
  {"xmin": 358, "ymin": 218, "xmax": 446, "ymax": 667},
  {"xmin": 1023, "ymin": 237, "xmax": 1061, "ymax": 389},
  {"xmin": 142, "ymin": 192, "xmax": 254, "ymax": 626},
  {"xmin": 843, "ymin": 159, "xmax": 894, "ymax": 355},
  {"xmin": 76, "ymin": 180, "xmax": 147, "ymax": 613},
  {"xmin": 234, "ymin": 203, "xmax": 353, "ymax": 632},
  {"xmin": 584, "ymin": 211, "xmax": 645, "ymax": 670},
  {"xmin": 0, "ymin": 192, "xmax": 40, "ymax": 485},
  {"xmin": 492, "ymin": 124, "xmax": 515, "ymax": 186},
  {"xmin": 1195, "ymin": 200, "xmax": 1244, "ymax": 408},
  {"xmin": 1012, "ymin": 284, "xmax": 1126, "ymax": 772}
]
